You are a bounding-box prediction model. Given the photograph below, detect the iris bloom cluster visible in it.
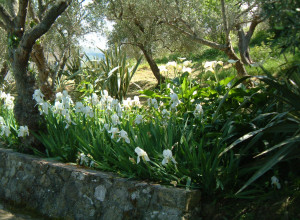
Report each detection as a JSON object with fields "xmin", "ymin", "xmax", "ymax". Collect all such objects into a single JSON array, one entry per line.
[
  {"xmin": 0, "ymin": 92, "xmax": 30, "ymax": 138},
  {"xmin": 0, "ymin": 116, "xmax": 11, "ymax": 137},
  {"xmin": 0, "ymin": 91, "xmax": 15, "ymax": 110},
  {"xmin": 159, "ymin": 59, "xmax": 193, "ymax": 75},
  {"xmin": 30, "ymin": 87, "xmax": 205, "ymax": 170}
]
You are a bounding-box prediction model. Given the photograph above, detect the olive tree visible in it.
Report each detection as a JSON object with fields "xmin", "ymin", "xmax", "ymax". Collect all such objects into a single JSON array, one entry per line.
[
  {"xmin": 97, "ymin": 0, "xmax": 167, "ymax": 83},
  {"xmin": 27, "ymin": 0, "xmax": 91, "ymax": 100},
  {"xmin": 0, "ymin": 0, "xmax": 72, "ymax": 148},
  {"xmin": 0, "ymin": 29, "xmax": 8, "ymax": 84},
  {"xmin": 157, "ymin": 0, "xmax": 265, "ymax": 77}
]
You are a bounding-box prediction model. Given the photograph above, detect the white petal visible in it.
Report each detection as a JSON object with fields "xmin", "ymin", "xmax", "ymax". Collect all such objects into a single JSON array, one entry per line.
[
  {"xmin": 162, "ymin": 158, "xmax": 167, "ymax": 165},
  {"xmin": 144, "ymin": 155, "xmax": 150, "ymax": 162}
]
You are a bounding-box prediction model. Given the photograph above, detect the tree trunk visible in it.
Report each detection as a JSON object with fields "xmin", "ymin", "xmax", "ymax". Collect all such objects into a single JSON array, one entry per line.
[
  {"xmin": 237, "ymin": 28, "xmax": 252, "ymax": 65},
  {"xmin": 0, "ymin": 0, "xmax": 71, "ymax": 151},
  {"xmin": 140, "ymin": 47, "xmax": 165, "ymax": 84},
  {"xmin": 12, "ymin": 46, "xmax": 43, "ymax": 150},
  {"xmin": 0, "ymin": 60, "xmax": 8, "ymax": 83},
  {"xmin": 236, "ymin": 17, "xmax": 261, "ymax": 65},
  {"xmin": 31, "ymin": 43, "xmax": 54, "ymax": 101},
  {"xmin": 225, "ymin": 45, "xmax": 248, "ymax": 77},
  {"xmin": 238, "ymin": 38, "xmax": 252, "ymax": 65}
]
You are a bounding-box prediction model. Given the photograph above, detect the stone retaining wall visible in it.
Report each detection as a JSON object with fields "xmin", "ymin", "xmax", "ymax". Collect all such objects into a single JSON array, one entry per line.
[{"xmin": 0, "ymin": 148, "xmax": 201, "ymax": 219}]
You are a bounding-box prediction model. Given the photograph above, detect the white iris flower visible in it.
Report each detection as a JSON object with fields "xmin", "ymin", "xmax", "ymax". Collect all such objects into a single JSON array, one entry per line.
[
  {"xmin": 18, "ymin": 126, "xmax": 29, "ymax": 137},
  {"xmin": 118, "ymin": 129, "xmax": 130, "ymax": 143},
  {"xmin": 1, "ymin": 125, "xmax": 11, "ymax": 137},
  {"xmin": 135, "ymin": 147, "xmax": 150, "ymax": 164},
  {"xmin": 32, "ymin": 89, "xmax": 44, "ymax": 104},
  {"xmin": 75, "ymin": 102, "xmax": 84, "ymax": 113},
  {"xmin": 135, "ymin": 115, "xmax": 143, "ymax": 125},
  {"xmin": 169, "ymin": 93, "xmax": 180, "ymax": 109},
  {"xmin": 108, "ymin": 127, "xmax": 119, "ymax": 139},
  {"xmin": 0, "ymin": 116, "xmax": 5, "ymax": 125},
  {"xmin": 133, "ymin": 96, "xmax": 140, "ymax": 106},
  {"xmin": 111, "ymin": 113, "xmax": 121, "ymax": 126},
  {"xmin": 148, "ymin": 98, "xmax": 158, "ymax": 109},
  {"xmin": 162, "ymin": 149, "xmax": 177, "ymax": 165},
  {"xmin": 91, "ymin": 93, "xmax": 99, "ymax": 105},
  {"xmin": 194, "ymin": 104, "xmax": 203, "ymax": 117},
  {"xmin": 271, "ymin": 176, "xmax": 281, "ymax": 189}
]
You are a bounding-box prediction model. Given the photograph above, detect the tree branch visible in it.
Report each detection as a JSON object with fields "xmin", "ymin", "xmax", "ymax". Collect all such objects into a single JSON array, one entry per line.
[
  {"xmin": 37, "ymin": 0, "xmax": 45, "ymax": 20},
  {"xmin": 28, "ymin": 0, "xmax": 40, "ymax": 24},
  {"xmin": 245, "ymin": 16, "xmax": 261, "ymax": 44},
  {"xmin": 166, "ymin": 21, "xmax": 226, "ymax": 51},
  {"xmin": 0, "ymin": 4, "xmax": 14, "ymax": 30},
  {"xmin": 0, "ymin": 20, "xmax": 6, "ymax": 30},
  {"xmin": 221, "ymin": 0, "xmax": 230, "ymax": 42},
  {"xmin": 21, "ymin": 0, "xmax": 72, "ymax": 49},
  {"xmin": 7, "ymin": 0, "xmax": 17, "ymax": 17},
  {"xmin": 16, "ymin": 0, "xmax": 29, "ymax": 29},
  {"xmin": 235, "ymin": 3, "xmax": 258, "ymax": 22}
]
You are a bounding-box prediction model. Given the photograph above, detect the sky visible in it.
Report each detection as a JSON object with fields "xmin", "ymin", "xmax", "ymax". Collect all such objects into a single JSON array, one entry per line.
[
  {"xmin": 79, "ymin": 0, "xmax": 114, "ymax": 53},
  {"xmin": 80, "ymin": 32, "xmax": 108, "ymax": 53}
]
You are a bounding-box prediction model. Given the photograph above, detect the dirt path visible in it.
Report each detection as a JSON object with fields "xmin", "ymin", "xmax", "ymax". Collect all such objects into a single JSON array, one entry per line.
[{"xmin": 127, "ymin": 66, "xmax": 157, "ymax": 98}]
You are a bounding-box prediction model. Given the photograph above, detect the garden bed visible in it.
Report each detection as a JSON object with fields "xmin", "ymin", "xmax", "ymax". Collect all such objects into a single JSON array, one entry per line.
[{"xmin": 0, "ymin": 148, "xmax": 201, "ymax": 220}]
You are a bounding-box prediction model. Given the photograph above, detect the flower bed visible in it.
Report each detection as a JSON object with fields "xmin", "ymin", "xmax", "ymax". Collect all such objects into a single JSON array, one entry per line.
[{"xmin": 0, "ymin": 148, "xmax": 201, "ymax": 219}]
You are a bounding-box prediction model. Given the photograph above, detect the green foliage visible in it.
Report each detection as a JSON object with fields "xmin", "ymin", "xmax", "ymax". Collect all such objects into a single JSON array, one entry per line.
[
  {"xmin": 200, "ymin": 48, "xmax": 224, "ymax": 61},
  {"xmin": 217, "ymin": 67, "xmax": 300, "ymax": 194},
  {"xmin": 7, "ymin": 34, "xmax": 20, "ymax": 48},
  {"xmin": 250, "ymin": 42, "xmax": 273, "ymax": 63},
  {"xmin": 155, "ymin": 56, "xmax": 169, "ymax": 64},
  {"xmin": 75, "ymin": 45, "xmax": 142, "ymax": 101},
  {"xmin": 250, "ymin": 30, "xmax": 273, "ymax": 47},
  {"xmin": 0, "ymin": 106, "xmax": 18, "ymax": 147},
  {"xmin": 262, "ymin": 0, "xmax": 300, "ymax": 53},
  {"xmin": 2, "ymin": 62, "xmax": 299, "ymax": 201},
  {"xmin": 34, "ymin": 112, "xmax": 79, "ymax": 162},
  {"xmin": 97, "ymin": 45, "xmax": 142, "ymax": 101}
]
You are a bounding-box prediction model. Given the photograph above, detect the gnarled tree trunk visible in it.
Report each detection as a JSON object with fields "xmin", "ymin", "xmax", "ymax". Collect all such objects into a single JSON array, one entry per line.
[
  {"xmin": 0, "ymin": 60, "xmax": 8, "ymax": 83},
  {"xmin": 12, "ymin": 46, "xmax": 42, "ymax": 149},
  {"xmin": 237, "ymin": 16, "xmax": 261, "ymax": 65},
  {"xmin": 0, "ymin": 0, "xmax": 72, "ymax": 149},
  {"xmin": 225, "ymin": 45, "xmax": 248, "ymax": 77},
  {"xmin": 31, "ymin": 43, "xmax": 54, "ymax": 101},
  {"xmin": 140, "ymin": 46, "xmax": 165, "ymax": 84}
]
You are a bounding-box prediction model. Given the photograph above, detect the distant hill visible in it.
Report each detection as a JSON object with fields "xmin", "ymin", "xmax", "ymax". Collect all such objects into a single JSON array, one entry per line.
[{"xmin": 84, "ymin": 52, "xmax": 104, "ymax": 60}]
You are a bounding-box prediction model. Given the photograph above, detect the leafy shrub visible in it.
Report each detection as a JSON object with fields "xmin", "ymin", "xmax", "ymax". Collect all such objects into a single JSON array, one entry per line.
[
  {"xmin": 200, "ymin": 48, "xmax": 225, "ymax": 61},
  {"xmin": 250, "ymin": 42, "xmax": 272, "ymax": 63},
  {"xmin": 155, "ymin": 56, "xmax": 169, "ymax": 64},
  {"xmin": 250, "ymin": 30, "xmax": 273, "ymax": 47}
]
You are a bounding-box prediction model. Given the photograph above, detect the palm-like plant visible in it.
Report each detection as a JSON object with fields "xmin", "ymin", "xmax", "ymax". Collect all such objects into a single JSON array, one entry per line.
[{"xmin": 97, "ymin": 44, "xmax": 142, "ymax": 101}]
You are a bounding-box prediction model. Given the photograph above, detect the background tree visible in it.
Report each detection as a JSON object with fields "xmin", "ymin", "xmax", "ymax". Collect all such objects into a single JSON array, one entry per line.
[
  {"xmin": 98, "ymin": 0, "xmax": 167, "ymax": 84},
  {"xmin": 157, "ymin": 0, "xmax": 265, "ymax": 77},
  {"xmin": 27, "ymin": 0, "xmax": 91, "ymax": 100},
  {"xmin": 0, "ymin": 0, "xmax": 72, "ymax": 148},
  {"xmin": 0, "ymin": 29, "xmax": 8, "ymax": 85},
  {"xmin": 261, "ymin": 0, "xmax": 300, "ymax": 54}
]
